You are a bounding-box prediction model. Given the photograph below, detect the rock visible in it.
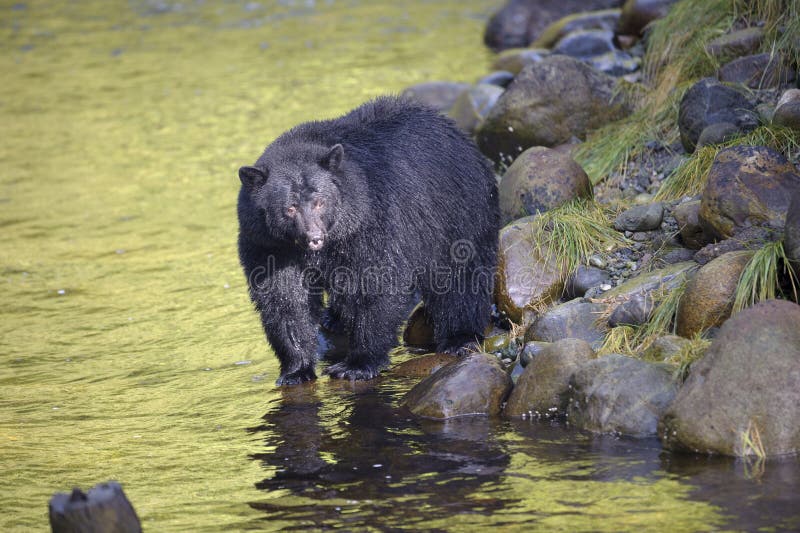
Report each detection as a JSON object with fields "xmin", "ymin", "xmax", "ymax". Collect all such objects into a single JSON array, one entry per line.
[
  {"xmin": 483, "ymin": 0, "xmax": 622, "ymax": 51},
  {"xmin": 772, "ymin": 88, "xmax": 800, "ymax": 131},
  {"xmin": 477, "ymin": 70, "xmax": 516, "ymax": 88},
  {"xmin": 564, "ymin": 265, "xmax": 611, "ymax": 299},
  {"xmin": 585, "ymin": 49, "xmax": 641, "ymax": 76},
  {"xmin": 483, "ymin": 334, "xmax": 522, "ymax": 362},
  {"xmin": 615, "ymin": 0, "xmax": 678, "ymax": 37},
  {"xmin": 524, "ymin": 298, "xmax": 608, "ymax": 348},
  {"xmin": 533, "ymin": 9, "xmax": 621, "ymax": 49},
  {"xmin": 404, "ymin": 352, "xmax": 512, "ymax": 419},
  {"xmin": 392, "ymin": 353, "xmax": 458, "ymax": 378},
  {"xmin": 447, "ymin": 84, "xmax": 505, "ymax": 134},
  {"xmin": 567, "ymin": 354, "xmax": 679, "ymax": 436},
  {"xmin": 403, "ymin": 304, "xmax": 435, "ymax": 348},
  {"xmin": 696, "ymin": 122, "xmax": 740, "ymax": 148},
  {"xmin": 698, "ymin": 145, "xmax": 800, "ymax": 240},
  {"xmin": 718, "ymin": 53, "xmax": 794, "ymax": 89},
  {"xmin": 602, "ymin": 261, "xmax": 698, "ymax": 301},
  {"xmin": 400, "ymin": 81, "xmax": 470, "ymax": 112},
  {"xmin": 504, "ymin": 338, "xmax": 594, "ymax": 417},
  {"xmin": 552, "ymin": 29, "xmax": 615, "ymax": 58},
  {"xmin": 693, "ymin": 226, "xmax": 779, "ymax": 265},
  {"xmin": 785, "ymin": 192, "xmax": 800, "ymax": 268},
  {"xmin": 498, "ymin": 146, "xmax": 593, "ymax": 223},
  {"xmin": 608, "ymin": 292, "xmax": 654, "ymax": 326},
  {"xmin": 677, "ymin": 78, "xmax": 758, "ymax": 153},
  {"xmin": 495, "ymin": 217, "xmax": 565, "ymax": 324},
  {"xmin": 490, "ymin": 48, "xmax": 549, "ymax": 75},
  {"xmin": 519, "ymin": 340, "xmax": 550, "ymax": 367},
  {"xmin": 705, "ymin": 27, "xmax": 765, "ymax": 61},
  {"xmin": 673, "ymin": 200, "xmax": 707, "ymax": 249},
  {"xmin": 660, "ymin": 299, "xmax": 800, "ymax": 456},
  {"xmin": 675, "ymin": 251, "xmax": 753, "ymax": 337},
  {"xmin": 642, "ymin": 334, "xmax": 690, "ymax": 361},
  {"xmin": 477, "ymin": 55, "xmax": 630, "ymax": 166},
  {"xmin": 614, "ymin": 202, "xmax": 664, "ymax": 232}
]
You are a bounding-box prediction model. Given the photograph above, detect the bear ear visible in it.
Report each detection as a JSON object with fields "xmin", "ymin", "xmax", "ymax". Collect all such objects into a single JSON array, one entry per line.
[
  {"xmin": 239, "ymin": 166, "xmax": 267, "ymax": 188},
  {"xmin": 320, "ymin": 144, "xmax": 344, "ymax": 172}
]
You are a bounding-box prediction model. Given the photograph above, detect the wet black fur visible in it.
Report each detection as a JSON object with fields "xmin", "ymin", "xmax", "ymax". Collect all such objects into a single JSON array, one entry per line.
[{"xmin": 237, "ymin": 96, "xmax": 500, "ymax": 385}]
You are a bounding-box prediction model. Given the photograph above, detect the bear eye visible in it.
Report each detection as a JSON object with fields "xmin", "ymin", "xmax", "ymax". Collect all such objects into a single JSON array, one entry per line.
[{"xmin": 286, "ymin": 205, "xmax": 297, "ymax": 217}]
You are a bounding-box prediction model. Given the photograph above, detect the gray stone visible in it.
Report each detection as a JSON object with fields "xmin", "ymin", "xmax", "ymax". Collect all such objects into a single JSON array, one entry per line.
[
  {"xmin": 718, "ymin": 53, "xmax": 794, "ymax": 89},
  {"xmin": 447, "ymin": 83, "xmax": 505, "ymax": 134},
  {"xmin": 567, "ymin": 354, "xmax": 679, "ymax": 436},
  {"xmin": 533, "ymin": 9, "xmax": 621, "ymax": 49},
  {"xmin": 404, "ymin": 353, "xmax": 512, "ymax": 419},
  {"xmin": 673, "ymin": 200, "xmax": 707, "ymax": 249},
  {"xmin": 552, "ymin": 29, "xmax": 615, "ymax": 59},
  {"xmin": 525, "ymin": 298, "xmax": 608, "ymax": 348},
  {"xmin": 586, "ymin": 49, "xmax": 641, "ymax": 76},
  {"xmin": 400, "ymin": 81, "xmax": 470, "ymax": 112},
  {"xmin": 491, "ymin": 48, "xmax": 550, "ymax": 75},
  {"xmin": 678, "ymin": 78, "xmax": 758, "ymax": 153},
  {"xmin": 519, "ymin": 340, "xmax": 551, "ymax": 367},
  {"xmin": 705, "ymin": 27, "xmax": 765, "ymax": 61},
  {"xmin": 772, "ymin": 89, "xmax": 800, "ymax": 131},
  {"xmin": 505, "ymin": 338, "xmax": 594, "ymax": 417},
  {"xmin": 696, "ymin": 122, "xmax": 741, "ymax": 148},
  {"xmin": 477, "ymin": 70, "xmax": 515, "ymax": 88},
  {"xmin": 608, "ymin": 292, "xmax": 653, "ymax": 327},
  {"xmin": 614, "ymin": 202, "xmax": 664, "ymax": 232},
  {"xmin": 564, "ymin": 265, "xmax": 611, "ymax": 299},
  {"xmin": 660, "ymin": 300, "xmax": 800, "ymax": 456}
]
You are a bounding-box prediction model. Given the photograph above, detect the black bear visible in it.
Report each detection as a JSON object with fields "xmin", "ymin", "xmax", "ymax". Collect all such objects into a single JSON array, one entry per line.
[{"xmin": 237, "ymin": 96, "xmax": 499, "ymax": 385}]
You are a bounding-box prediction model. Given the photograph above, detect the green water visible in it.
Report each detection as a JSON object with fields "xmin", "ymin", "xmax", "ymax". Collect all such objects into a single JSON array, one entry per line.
[{"xmin": 1, "ymin": 1, "xmax": 798, "ymax": 531}]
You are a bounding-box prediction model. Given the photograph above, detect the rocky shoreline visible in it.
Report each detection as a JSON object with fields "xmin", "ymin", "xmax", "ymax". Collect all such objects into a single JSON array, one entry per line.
[{"xmin": 394, "ymin": 0, "xmax": 800, "ymax": 458}]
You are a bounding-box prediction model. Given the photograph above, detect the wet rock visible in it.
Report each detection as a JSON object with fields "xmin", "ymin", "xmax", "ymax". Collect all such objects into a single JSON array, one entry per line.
[
  {"xmin": 519, "ymin": 340, "xmax": 550, "ymax": 367},
  {"xmin": 504, "ymin": 338, "xmax": 594, "ymax": 417},
  {"xmin": 660, "ymin": 299, "xmax": 800, "ymax": 456},
  {"xmin": 498, "ymin": 146, "xmax": 593, "ymax": 223},
  {"xmin": 705, "ymin": 27, "xmax": 765, "ymax": 62},
  {"xmin": 533, "ymin": 9, "xmax": 621, "ymax": 49},
  {"xmin": 400, "ymin": 81, "xmax": 470, "ymax": 112},
  {"xmin": 524, "ymin": 298, "xmax": 608, "ymax": 348},
  {"xmin": 785, "ymin": 192, "xmax": 800, "ymax": 268},
  {"xmin": 392, "ymin": 353, "xmax": 458, "ymax": 378},
  {"xmin": 477, "ymin": 55, "xmax": 630, "ymax": 166},
  {"xmin": 615, "ymin": 0, "xmax": 677, "ymax": 37},
  {"xmin": 564, "ymin": 265, "xmax": 611, "ymax": 299},
  {"xmin": 718, "ymin": 53, "xmax": 793, "ymax": 89},
  {"xmin": 693, "ymin": 226, "xmax": 779, "ymax": 265},
  {"xmin": 477, "ymin": 70, "xmax": 515, "ymax": 88},
  {"xmin": 483, "ymin": 334, "xmax": 522, "ymax": 363},
  {"xmin": 673, "ymin": 200, "xmax": 707, "ymax": 249},
  {"xmin": 552, "ymin": 29, "xmax": 615, "ymax": 58},
  {"xmin": 403, "ymin": 304, "xmax": 435, "ymax": 348},
  {"xmin": 608, "ymin": 292, "xmax": 653, "ymax": 327},
  {"xmin": 642, "ymin": 334, "xmax": 690, "ymax": 361},
  {"xmin": 483, "ymin": 0, "xmax": 622, "ymax": 51},
  {"xmin": 602, "ymin": 261, "xmax": 697, "ymax": 301},
  {"xmin": 490, "ymin": 48, "xmax": 549, "ymax": 75},
  {"xmin": 696, "ymin": 122, "xmax": 740, "ymax": 148},
  {"xmin": 772, "ymin": 89, "xmax": 800, "ymax": 131},
  {"xmin": 404, "ymin": 352, "xmax": 512, "ymax": 419},
  {"xmin": 698, "ymin": 145, "xmax": 800, "ymax": 240},
  {"xmin": 495, "ymin": 217, "xmax": 565, "ymax": 324},
  {"xmin": 614, "ymin": 202, "xmax": 664, "ymax": 232},
  {"xmin": 567, "ymin": 354, "xmax": 679, "ymax": 436},
  {"xmin": 447, "ymin": 84, "xmax": 505, "ymax": 135},
  {"xmin": 677, "ymin": 78, "xmax": 758, "ymax": 153},
  {"xmin": 675, "ymin": 251, "xmax": 752, "ymax": 338}
]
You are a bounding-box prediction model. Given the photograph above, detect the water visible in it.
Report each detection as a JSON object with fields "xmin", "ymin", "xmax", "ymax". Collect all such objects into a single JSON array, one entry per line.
[{"xmin": 0, "ymin": 1, "xmax": 798, "ymax": 530}]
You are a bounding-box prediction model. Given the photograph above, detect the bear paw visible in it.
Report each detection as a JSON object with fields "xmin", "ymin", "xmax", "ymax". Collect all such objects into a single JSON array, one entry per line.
[
  {"xmin": 276, "ymin": 367, "xmax": 317, "ymax": 386},
  {"xmin": 323, "ymin": 361, "xmax": 382, "ymax": 381}
]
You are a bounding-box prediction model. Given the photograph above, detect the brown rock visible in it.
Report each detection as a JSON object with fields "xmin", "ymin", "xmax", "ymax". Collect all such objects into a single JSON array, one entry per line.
[
  {"xmin": 676, "ymin": 250, "xmax": 753, "ymax": 337},
  {"xmin": 504, "ymin": 338, "xmax": 595, "ymax": 417},
  {"xmin": 392, "ymin": 353, "xmax": 458, "ymax": 378},
  {"xmin": 699, "ymin": 145, "xmax": 800, "ymax": 240},
  {"xmin": 404, "ymin": 352, "xmax": 512, "ymax": 419},
  {"xmin": 673, "ymin": 200, "xmax": 707, "ymax": 249}
]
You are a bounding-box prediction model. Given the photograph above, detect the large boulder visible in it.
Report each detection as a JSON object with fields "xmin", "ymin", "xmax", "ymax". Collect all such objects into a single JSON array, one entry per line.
[
  {"xmin": 495, "ymin": 217, "xmax": 565, "ymax": 324},
  {"xmin": 675, "ymin": 251, "xmax": 753, "ymax": 337},
  {"xmin": 660, "ymin": 299, "xmax": 800, "ymax": 456},
  {"xmin": 677, "ymin": 78, "xmax": 758, "ymax": 153},
  {"xmin": 698, "ymin": 145, "xmax": 800, "ymax": 240},
  {"xmin": 498, "ymin": 146, "xmax": 593, "ymax": 223},
  {"xmin": 615, "ymin": 0, "xmax": 678, "ymax": 37},
  {"xmin": 404, "ymin": 353, "xmax": 512, "ymax": 419},
  {"xmin": 505, "ymin": 338, "xmax": 595, "ymax": 417},
  {"xmin": 477, "ymin": 55, "xmax": 630, "ymax": 166},
  {"xmin": 567, "ymin": 354, "xmax": 679, "ymax": 436},
  {"xmin": 525, "ymin": 298, "xmax": 608, "ymax": 348}
]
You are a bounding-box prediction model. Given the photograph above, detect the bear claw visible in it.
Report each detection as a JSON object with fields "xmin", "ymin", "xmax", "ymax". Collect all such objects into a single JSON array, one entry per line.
[{"xmin": 276, "ymin": 368, "xmax": 317, "ymax": 386}]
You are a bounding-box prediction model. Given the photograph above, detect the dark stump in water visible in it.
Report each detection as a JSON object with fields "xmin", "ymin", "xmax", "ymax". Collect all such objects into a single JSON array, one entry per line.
[{"xmin": 49, "ymin": 481, "xmax": 141, "ymax": 533}]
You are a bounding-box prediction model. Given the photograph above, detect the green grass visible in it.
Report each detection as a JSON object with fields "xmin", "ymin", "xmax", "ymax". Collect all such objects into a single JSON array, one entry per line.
[{"xmin": 733, "ymin": 240, "xmax": 799, "ymax": 313}]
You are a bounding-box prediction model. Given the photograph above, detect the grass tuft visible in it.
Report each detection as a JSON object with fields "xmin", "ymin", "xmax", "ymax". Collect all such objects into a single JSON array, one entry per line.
[{"xmin": 733, "ymin": 240, "xmax": 799, "ymax": 313}]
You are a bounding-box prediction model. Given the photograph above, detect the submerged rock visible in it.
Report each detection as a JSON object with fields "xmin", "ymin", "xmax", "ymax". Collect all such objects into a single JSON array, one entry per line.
[
  {"xmin": 675, "ymin": 250, "xmax": 752, "ymax": 338},
  {"xmin": 505, "ymin": 338, "xmax": 595, "ymax": 417},
  {"xmin": 525, "ymin": 298, "xmax": 608, "ymax": 348},
  {"xmin": 567, "ymin": 354, "xmax": 679, "ymax": 436},
  {"xmin": 400, "ymin": 81, "xmax": 470, "ymax": 112},
  {"xmin": 477, "ymin": 55, "xmax": 630, "ymax": 166},
  {"xmin": 660, "ymin": 299, "xmax": 800, "ymax": 456},
  {"xmin": 498, "ymin": 146, "xmax": 593, "ymax": 223},
  {"xmin": 698, "ymin": 145, "xmax": 800, "ymax": 240},
  {"xmin": 404, "ymin": 352, "xmax": 512, "ymax": 419},
  {"xmin": 677, "ymin": 78, "xmax": 758, "ymax": 153}
]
